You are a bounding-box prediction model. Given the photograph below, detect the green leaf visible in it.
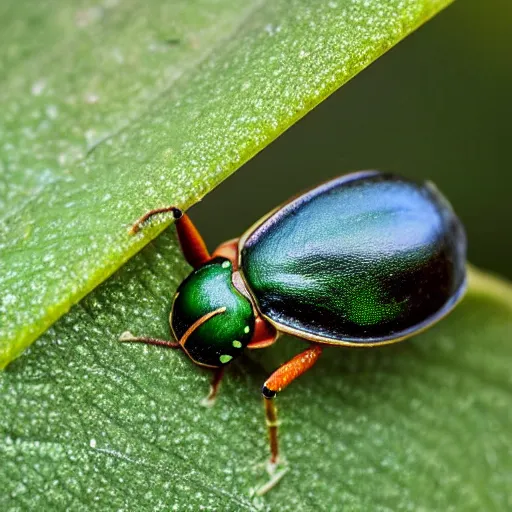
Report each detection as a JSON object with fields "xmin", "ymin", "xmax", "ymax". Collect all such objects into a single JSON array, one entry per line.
[
  {"xmin": 1, "ymin": 229, "xmax": 511, "ymax": 510},
  {"xmin": 0, "ymin": 0, "xmax": 454, "ymax": 367}
]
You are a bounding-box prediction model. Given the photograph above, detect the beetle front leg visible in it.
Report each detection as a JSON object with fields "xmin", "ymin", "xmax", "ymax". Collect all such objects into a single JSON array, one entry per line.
[
  {"xmin": 129, "ymin": 206, "xmax": 210, "ymax": 269},
  {"xmin": 200, "ymin": 367, "xmax": 225, "ymax": 407}
]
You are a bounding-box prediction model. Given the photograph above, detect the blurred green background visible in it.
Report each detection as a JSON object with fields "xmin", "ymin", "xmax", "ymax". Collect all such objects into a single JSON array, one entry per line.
[{"xmin": 192, "ymin": 0, "xmax": 512, "ymax": 280}]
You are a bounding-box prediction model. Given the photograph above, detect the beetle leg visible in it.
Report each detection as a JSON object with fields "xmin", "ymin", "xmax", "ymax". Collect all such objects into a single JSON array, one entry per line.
[
  {"xmin": 200, "ymin": 367, "xmax": 225, "ymax": 408},
  {"xmin": 120, "ymin": 331, "xmax": 226, "ymax": 407},
  {"xmin": 254, "ymin": 344, "xmax": 322, "ymax": 495},
  {"xmin": 129, "ymin": 207, "xmax": 210, "ymax": 269},
  {"xmin": 247, "ymin": 317, "xmax": 278, "ymax": 349},
  {"xmin": 262, "ymin": 344, "xmax": 323, "ymax": 464}
]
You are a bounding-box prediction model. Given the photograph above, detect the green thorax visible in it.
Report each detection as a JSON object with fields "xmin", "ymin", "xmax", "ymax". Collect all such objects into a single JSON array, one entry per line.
[{"xmin": 170, "ymin": 257, "xmax": 255, "ymax": 368}]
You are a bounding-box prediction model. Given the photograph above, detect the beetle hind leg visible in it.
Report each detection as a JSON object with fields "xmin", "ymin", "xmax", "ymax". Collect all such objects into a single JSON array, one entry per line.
[
  {"xmin": 253, "ymin": 456, "xmax": 290, "ymax": 496},
  {"xmin": 252, "ymin": 396, "xmax": 289, "ymax": 495},
  {"xmin": 253, "ymin": 344, "xmax": 322, "ymax": 494}
]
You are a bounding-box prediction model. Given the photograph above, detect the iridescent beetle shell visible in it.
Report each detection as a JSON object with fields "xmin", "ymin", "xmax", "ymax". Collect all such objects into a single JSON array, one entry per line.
[
  {"xmin": 170, "ymin": 171, "xmax": 467, "ymax": 367},
  {"xmin": 238, "ymin": 171, "xmax": 467, "ymax": 345}
]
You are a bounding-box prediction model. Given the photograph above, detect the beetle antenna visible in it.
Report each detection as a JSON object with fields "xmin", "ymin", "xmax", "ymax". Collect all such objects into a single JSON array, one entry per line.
[
  {"xmin": 129, "ymin": 206, "xmax": 183, "ymax": 235},
  {"xmin": 178, "ymin": 307, "xmax": 227, "ymax": 347},
  {"xmin": 118, "ymin": 308, "xmax": 226, "ymax": 354},
  {"xmin": 119, "ymin": 331, "xmax": 181, "ymax": 349}
]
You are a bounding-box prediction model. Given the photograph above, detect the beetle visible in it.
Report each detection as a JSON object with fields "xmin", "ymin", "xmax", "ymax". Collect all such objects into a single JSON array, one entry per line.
[{"xmin": 120, "ymin": 170, "xmax": 467, "ymax": 493}]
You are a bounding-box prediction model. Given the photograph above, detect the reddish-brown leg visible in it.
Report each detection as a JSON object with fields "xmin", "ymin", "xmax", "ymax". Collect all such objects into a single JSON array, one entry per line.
[
  {"xmin": 129, "ymin": 206, "xmax": 210, "ymax": 269},
  {"xmin": 262, "ymin": 344, "xmax": 323, "ymax": 464},
  {"xmin": 200, "ymin": 367, "xmax": 225, "ymax": 407},
  {"xmin": 120, "ymin": 331, "xmax": 226, "ymax": 406}
]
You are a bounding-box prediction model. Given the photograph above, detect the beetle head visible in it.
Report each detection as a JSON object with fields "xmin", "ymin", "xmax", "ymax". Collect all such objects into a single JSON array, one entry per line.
[{"xmin": 170, "ymin": 257, "xmax": 255, "ymax": 368}]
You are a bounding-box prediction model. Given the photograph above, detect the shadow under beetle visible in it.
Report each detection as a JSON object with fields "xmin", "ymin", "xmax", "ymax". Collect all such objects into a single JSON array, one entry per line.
[{"xmin": 120, "ymin": 170, "xmax": 467, "ymax": 494}]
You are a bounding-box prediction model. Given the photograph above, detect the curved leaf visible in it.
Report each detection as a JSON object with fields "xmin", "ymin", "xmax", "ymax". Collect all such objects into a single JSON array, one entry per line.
[
  {"xmin": 1, "ymin": 229, "xmax": 511, "ymax": 510},
  {"xmin": 0, "ymin": 0, "xmax": 453, "ymax": 366}
]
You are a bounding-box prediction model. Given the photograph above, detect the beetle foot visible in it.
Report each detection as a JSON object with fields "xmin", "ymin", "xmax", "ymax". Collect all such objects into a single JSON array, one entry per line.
[
  {"xmin": 199, "ymin": 394, "xmax": 216, "ymax": 408},
  {"xmin": 251, "ymin": 458, "xmax": 289, "ymax": 496},
  {"xmin": 199, "ymin": 385, "xmax": 217, "ymax": 408}
]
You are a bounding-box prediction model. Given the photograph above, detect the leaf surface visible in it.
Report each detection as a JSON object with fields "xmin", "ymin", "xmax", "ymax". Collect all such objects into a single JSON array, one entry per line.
[
  {"xmin": 1, "ymin": 230, "xmax": 511, "ymax": 510},
  {"xmin": 1, "ymin": 0, "xmax": 453, "ymax": 366}
]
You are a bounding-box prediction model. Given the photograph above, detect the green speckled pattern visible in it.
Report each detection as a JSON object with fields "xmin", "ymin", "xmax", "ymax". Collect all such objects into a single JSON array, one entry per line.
[
  {"xmin": 171, "ymin": 258, "xmax": 254, "ymax": 367},
  {"xmin": 241, "ymin": 172, "xmax": 467, "ymax": 343}
]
